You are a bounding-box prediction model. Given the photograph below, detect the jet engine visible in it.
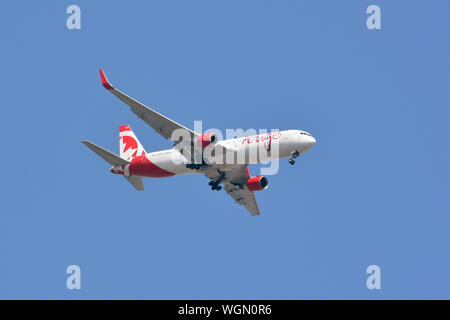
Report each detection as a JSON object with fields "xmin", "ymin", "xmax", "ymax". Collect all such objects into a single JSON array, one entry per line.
[
  {"xmin": 247, "ymin": 176, "xmax": 269, "ymax": 191},
  {"xmin": 197, "ymin": 133, "xmax": 218, "ymax": 148}
]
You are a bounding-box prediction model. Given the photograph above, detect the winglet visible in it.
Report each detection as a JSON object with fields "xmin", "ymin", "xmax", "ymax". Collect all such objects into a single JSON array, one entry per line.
[{"xmin": 99, "ymin": 69, "xmax": 114, "ymax": 90}]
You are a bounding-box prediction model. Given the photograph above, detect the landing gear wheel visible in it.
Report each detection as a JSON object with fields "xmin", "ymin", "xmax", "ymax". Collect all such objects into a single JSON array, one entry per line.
[
  {"xmin": 209, "ymin": 172, "xmax": 225, "ymax": 191},
  {"xmin": 288, "ymin": 150, "xmax": 299, "ymax": 165},
  {"xmin": 186, "ymin": 163, "xmax": 202, "ymax": 170},
  {"xmin": 291, "ymin": 150, "xmax": 300, "ymax": 158}
]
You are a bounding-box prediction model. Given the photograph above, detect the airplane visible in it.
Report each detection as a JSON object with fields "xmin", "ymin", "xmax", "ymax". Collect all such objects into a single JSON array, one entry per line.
[{"xmin": 82, "ymin": 69, "xmax": 316, "ymax": 216}]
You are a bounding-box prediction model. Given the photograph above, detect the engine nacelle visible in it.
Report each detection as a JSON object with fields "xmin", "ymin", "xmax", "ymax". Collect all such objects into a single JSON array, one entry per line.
[
  {"xmin": 247, "ymin": 176, "xmax": 269, "ymax": 191},
  {"xmin": 197, "ymin": 133, "xmax": 218, "ymax": 148}
]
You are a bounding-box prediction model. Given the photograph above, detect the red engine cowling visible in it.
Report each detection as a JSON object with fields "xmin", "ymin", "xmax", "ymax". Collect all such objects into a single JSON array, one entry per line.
[
  {"xmin": 247, "ymin": 176, "xmax": 269, "ymax": 191},
  {"xmin": 197, "ymin": 133, "xmax": 218, "ymax": 148}
]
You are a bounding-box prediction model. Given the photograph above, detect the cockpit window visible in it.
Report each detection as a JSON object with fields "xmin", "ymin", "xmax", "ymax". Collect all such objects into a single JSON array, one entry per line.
[{"xmin": 300, "ymin": 131, "xmax": 312, "ymax": 136}]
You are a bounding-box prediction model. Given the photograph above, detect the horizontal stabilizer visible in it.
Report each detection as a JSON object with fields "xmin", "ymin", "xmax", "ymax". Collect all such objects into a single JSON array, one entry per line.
[
  {"xmin": 82, "ymin": 140, "xmax": 128, "ymax": 167},
  {"xmin": 125, "ymin": 176, "xmax": 144, "ymax": 191},
  {"xmin": 82, "ymin": 140, "xmax": 145, "ymax": 191}
]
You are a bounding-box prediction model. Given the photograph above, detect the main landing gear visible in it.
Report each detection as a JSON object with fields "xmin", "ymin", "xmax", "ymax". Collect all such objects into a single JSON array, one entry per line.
[
  {"xmin": 208, "ymin": 181, "xmax": 222, "ymax": 191},
  {"xmin": 186, "ymin": 163, "xmax": 202, "ymax": 170},
  {"xmin": 208, "ymin": 173, "xmax": 225, "ymax": 191},
  {"xmin": 288, "ymin": 150, "xmax": 300, "ymax": 165}
]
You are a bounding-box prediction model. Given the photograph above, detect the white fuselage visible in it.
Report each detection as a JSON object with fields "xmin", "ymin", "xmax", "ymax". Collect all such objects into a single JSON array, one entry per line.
[{"xmin": 123, "ymin": 130, "xmax": 316, "ymax": 178}]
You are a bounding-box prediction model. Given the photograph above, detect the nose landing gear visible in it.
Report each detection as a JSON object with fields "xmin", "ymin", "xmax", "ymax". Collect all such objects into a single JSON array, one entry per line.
[{"xmin": 288, "ymin": 150, "xmax": 300, "ymax": 165}]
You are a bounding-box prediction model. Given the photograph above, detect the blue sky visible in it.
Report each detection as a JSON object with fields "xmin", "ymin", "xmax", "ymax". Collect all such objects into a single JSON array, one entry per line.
[{"xmin": 1, "ymin": 1, "xmax": 449, "ymax": 299}]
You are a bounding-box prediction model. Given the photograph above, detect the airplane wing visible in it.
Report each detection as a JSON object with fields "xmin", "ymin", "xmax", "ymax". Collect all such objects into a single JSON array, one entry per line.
[
  {"xmin": 205, "ymin": 165, "xmax": 261, "ymax": 216},
  {"xmin": 99, "ymin": 69, "xmax": 197, "ymax": 141},
  {"xmin": 223, "ymin": 183, "xmax": 261, "ymax": 216}
]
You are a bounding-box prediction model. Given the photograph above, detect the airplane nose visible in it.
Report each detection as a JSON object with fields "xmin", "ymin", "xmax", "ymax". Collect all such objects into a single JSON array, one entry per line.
[{"xmin": 304, "ymin": 135, "xmax": 316, "ymax": 151}]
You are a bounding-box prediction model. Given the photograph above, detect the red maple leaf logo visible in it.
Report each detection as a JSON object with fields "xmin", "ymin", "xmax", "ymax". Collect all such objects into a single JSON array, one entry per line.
[{"xmin": 122, "ymin": 136, "xmax": 138, "ymax": 153}]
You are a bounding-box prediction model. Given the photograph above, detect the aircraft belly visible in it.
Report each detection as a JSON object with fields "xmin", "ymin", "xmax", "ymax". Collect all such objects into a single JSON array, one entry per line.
[
  {"xmin": 242, "ymin": 140, "xmax": 290, "ymax": 164},
  {"xmin": 147, "ymin": 152, "xmax": 192, "ymax": 176}
]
